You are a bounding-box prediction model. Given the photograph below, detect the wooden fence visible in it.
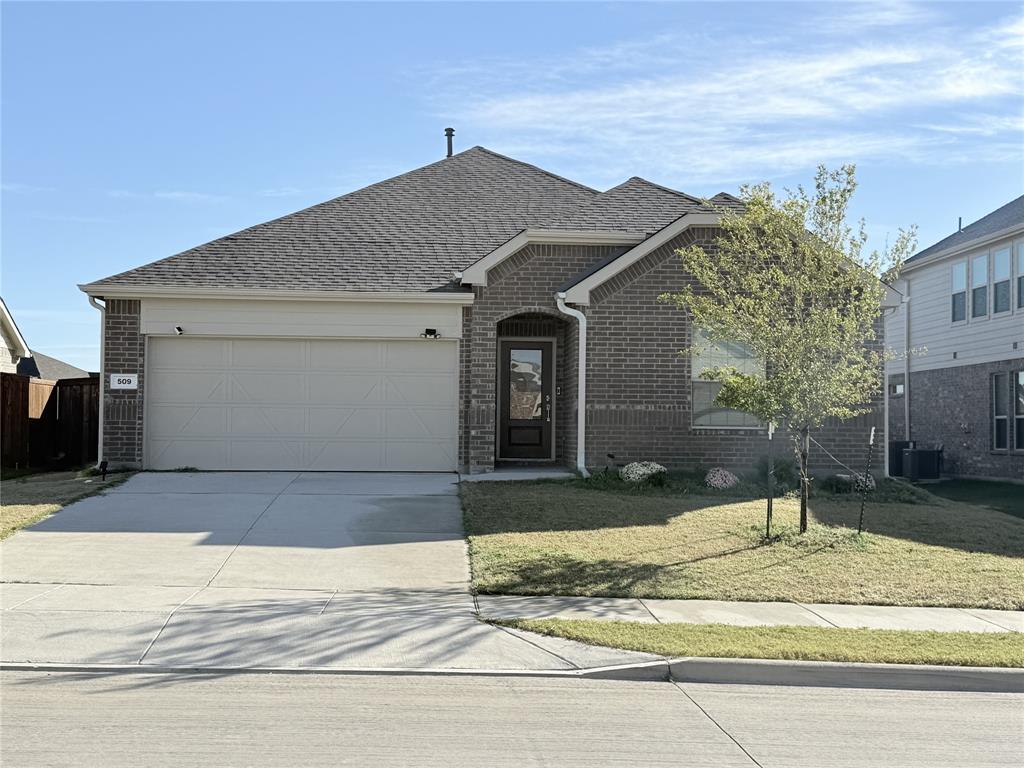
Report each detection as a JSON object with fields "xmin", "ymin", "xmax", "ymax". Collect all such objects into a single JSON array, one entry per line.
[{"xmin": 1, "ymin": 373, "xmax": 99, "ymax": 469}]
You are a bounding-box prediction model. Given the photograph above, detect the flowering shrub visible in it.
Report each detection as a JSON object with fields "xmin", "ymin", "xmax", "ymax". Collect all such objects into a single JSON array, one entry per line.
[
  {"xmin": 704, "ymin": 467, "xmax": 739, "ymax": 489},
  {"xmin": 619, "ymin": 461, "xmax": 668, "ymax": 484}
]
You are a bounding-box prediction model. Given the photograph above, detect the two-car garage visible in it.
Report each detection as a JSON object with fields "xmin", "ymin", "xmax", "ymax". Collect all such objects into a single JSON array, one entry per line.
[{"xmin": 137, "ymin": 297, "xmax": 463, "ymax": 472}]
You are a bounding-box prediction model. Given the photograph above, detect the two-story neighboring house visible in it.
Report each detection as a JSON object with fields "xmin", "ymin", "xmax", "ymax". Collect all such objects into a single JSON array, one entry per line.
[{"xmin": 886, "ymin": 196, "xmax": 1024, "ymax": 481}]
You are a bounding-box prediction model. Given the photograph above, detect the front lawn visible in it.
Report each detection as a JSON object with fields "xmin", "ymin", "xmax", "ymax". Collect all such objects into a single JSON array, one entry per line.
[
  {"xmin": 503, "ymin": 619, "xmax": 1024, "ymax": 668},
  {"xmin": 1, "ymin": 469, "xmax": 133, "ymax": 539},
  {"xmin": 924, "ymin": 479, "xmax": 1024, "ymax": 520},
  {"xmin": 461, "ymin": 478, "xmax": 1024, "ymax": 609}
]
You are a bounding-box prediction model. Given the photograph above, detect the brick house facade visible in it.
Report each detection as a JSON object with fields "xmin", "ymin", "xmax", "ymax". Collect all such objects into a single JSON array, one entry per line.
[{"xmin": 84, "ymin": 145, "xmax": 886, "ymax": 476}]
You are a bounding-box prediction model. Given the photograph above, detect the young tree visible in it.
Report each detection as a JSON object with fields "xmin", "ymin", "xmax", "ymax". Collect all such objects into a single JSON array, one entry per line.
[{"xmin": 663, "ymin": 166, "xmax": 915, "ymax": 534}]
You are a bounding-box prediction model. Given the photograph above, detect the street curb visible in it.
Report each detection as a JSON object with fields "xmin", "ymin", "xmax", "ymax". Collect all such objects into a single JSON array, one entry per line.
[
  {"xmin": 669, "ymin": 657, "xmax": 1024, "ymax": 693},
  {"xmin": 0, "ymin": 660, "xmax": 671, "ymax": 682}
]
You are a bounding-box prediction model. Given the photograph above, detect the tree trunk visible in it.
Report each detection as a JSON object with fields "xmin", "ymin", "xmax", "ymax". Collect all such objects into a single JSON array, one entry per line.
[{"xmin": 799, "ymin": 428, "xmax": 810, "ymax": 534}]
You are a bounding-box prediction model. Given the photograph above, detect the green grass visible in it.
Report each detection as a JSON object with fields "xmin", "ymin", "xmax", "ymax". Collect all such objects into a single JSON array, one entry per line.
[
  {"xmin": 504, "ymin": 619, "xmax": 1024, "ymax": 668},
  {"xmin": 462, "ymin": 478, "xmax": 1024, "ymax": 609},
  {"xmin": 924, "ymin": 479, "xmax": 1024, "ymax": 520},
  {"xmin": 1, "ymin": 469, "xmax": 135, "ymax": 539}
]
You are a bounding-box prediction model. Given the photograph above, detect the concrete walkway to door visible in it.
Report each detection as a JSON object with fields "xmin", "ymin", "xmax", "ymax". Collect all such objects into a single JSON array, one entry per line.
[{"xmin": 1, "ymin": 472, "xmax": 654, "ymax": 671}]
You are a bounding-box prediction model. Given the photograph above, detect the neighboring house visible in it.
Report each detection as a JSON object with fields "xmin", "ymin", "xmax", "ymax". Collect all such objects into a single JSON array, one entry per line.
[
  {"xmin": 0, "ymin": 297, "xmax": 31, "ymax": 374},
  {"xmin": 80, "ymin": 141, "xmax": 886, "ymax": 474},
  {"xmin": 17, "ymin": 351, "xmax": 93, "ymax": 381},
  {"xmin": 886, "ymin": 196, "xmax": 1024, "ymax": 480}
]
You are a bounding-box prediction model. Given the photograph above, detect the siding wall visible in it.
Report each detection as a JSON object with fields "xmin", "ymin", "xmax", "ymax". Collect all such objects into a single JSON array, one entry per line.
[{"xmin": 885, "ymin": 233, "xmax": 1023, "ymax": 375}]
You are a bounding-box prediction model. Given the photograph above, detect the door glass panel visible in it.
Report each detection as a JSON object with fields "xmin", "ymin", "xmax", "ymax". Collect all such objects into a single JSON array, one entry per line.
[{"xmin": 509, "ymin": 349, "xmax": 543, "ymax": 420}]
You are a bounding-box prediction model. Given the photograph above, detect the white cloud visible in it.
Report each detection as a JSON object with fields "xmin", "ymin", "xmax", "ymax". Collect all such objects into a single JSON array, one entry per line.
[
  {"xmin": 2, "ymin": 182, "xmax": 55, "ymax": 194},
  {"xmin": 435, "ymin": 10, "xmax": 1024, "ymax": 186},
  {"xmin": 107, "ymin": 189, "xmax": 227, "ymax": 202}
]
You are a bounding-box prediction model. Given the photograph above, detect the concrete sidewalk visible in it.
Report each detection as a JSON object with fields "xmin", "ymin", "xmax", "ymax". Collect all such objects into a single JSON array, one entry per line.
[{"xmin": 476, "ymin": 595, "xmax": 1024, "ymax": 633}]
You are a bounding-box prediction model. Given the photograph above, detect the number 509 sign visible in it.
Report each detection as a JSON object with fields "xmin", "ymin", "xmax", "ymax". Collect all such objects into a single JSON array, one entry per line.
[{"xmin": 110, "ymin": 374, "xmax": 138, "ymax": 390}]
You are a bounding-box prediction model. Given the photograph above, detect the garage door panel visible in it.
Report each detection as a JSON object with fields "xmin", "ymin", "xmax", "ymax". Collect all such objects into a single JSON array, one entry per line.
[
  {"xmin": 308, "ymin": 374, "xmax": 381, "ymax": 404},
  {"xmin": 229, "ymin": 440, "xmax": 304, "ymax": 470},
  {"xmin": 151, "ymin": 338, "xmax": 227, "ymax": 368},
  {"xmin": 149, "ymin": 405, "xmax": 228, "ymax": 436},
  {"xmin": 148, "ymin": 439, "xmax": 228, "ymax": 470},
  {"xmin": 228, "ymin": 406, "xmax": 306, "ymax": 436},
  {"xmin": 384, "ymin": 342, "xmax": 456, "ymax": 371},
  {"xmin": 308, "ymin": 340, "xmax": 383, "ymax": 370},
  {"xmin": 228, "ymin": 372, "xmax": 305, "ymax": 403},
  {"xmin": 382, "ymin": 374, "xmax": 456, "ymax": 404},
  {"xmin": 148, "ymin": 372, "xmax": 227, "ymax": 403},
  {"xmin": 385, "ymin": 408, "xmax": 457, "ymax": 439},
  {"xmin": 146, "ymin": 337, "xmax": 457, "ymax": 471},
  {"xmin": 230, "ymin": 339, "xmax": 306, "ymax": 370}
]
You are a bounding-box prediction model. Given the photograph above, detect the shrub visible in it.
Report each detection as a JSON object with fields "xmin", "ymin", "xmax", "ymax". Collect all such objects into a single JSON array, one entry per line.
[
  {"xmin": 620, "ymin": 461, "xmax": 668, "ymax": 485},
  {"xmin": 704, "ymin": 467, "xmax": 739, "ymax": 489}
]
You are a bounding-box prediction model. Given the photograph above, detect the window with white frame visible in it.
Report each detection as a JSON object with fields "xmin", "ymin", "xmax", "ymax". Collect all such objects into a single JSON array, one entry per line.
[
  {"xmin": 993, "ymin": 247, "xmax": 1011, "ymax": 314},
  {"xmin": 691, "ymin": 329, "xmax": 762, "ymax": 428},
  {"xmin": 1016, "ymin": 371, "xmax": 1024, "ymax": 451},
  {"xmin": 971, "ymin": 253, "xmax": 988, "ymax": 318},
  {"xmin": 951, "ymin": 261, "xmax": 967, "ymax": 322},
  {"xmin": 993, "ymin": 372, "xmax": 1009, "ymax": 450},
  {"xmin": 1017, "ymin": 245, "xmax": 1024, "ymax": 310}
]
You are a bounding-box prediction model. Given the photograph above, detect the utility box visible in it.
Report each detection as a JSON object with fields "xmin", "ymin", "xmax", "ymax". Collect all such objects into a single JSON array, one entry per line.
[
  {"xmin": 902, "ymin": 447, "xmax": 942, "ymax": 482},
  {"xmin": 889, "ymin": 440, "xmax": 915, "ymax": 477}
]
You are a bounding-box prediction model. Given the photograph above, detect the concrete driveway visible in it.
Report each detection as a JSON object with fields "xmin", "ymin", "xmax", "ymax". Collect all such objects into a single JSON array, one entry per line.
[{"xmin": 1, "ymin": 472, "xmax": 652, "ymax": 671}]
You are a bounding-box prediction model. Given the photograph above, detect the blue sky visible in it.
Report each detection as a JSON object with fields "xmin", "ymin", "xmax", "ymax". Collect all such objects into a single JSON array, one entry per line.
[{"xmin": 3, "ymin": 1, "xmax": 1022, "ymax": 371}]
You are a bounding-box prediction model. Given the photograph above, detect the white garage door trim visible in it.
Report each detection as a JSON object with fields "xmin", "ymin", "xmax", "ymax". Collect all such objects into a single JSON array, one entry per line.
[{"xmin": 144, "ymin": 336, "xmax": 458, "ymax": 471}]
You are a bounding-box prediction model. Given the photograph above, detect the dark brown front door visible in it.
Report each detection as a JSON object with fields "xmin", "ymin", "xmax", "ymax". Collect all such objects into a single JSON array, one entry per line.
[{"xmin": 498, "ymin": 340, "xmax": 553, "ymax": 459}]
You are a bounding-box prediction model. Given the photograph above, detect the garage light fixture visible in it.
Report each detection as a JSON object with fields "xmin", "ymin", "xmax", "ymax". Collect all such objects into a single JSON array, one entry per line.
[
  {"xmin": 420, "ymin": 328, "xmax": 441, "ymax": 339},
  {"xmin": 174, "ymin": 326, "xmax": 184, "ymax": 335}
]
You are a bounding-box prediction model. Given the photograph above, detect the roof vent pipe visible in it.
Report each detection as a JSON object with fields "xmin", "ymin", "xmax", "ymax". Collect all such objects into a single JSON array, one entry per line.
[
  {"xmin": 958, "ymin": 216, "xmax": 962, "ymax": 232},
  {"xmin": 445, "ymin": 127, "xmax": 454, "ymax": 158}
]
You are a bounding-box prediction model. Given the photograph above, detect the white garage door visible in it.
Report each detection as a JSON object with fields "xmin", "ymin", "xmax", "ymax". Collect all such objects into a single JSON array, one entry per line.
[{"xmin": 145, "ymin": 337, "xmax": 458, "ymax": 471}]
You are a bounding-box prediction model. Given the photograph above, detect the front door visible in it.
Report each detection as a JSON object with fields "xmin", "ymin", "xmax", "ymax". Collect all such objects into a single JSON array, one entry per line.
[{"xmin": 498, "ymin": 340, "xmax": 554, "ymax": 459}]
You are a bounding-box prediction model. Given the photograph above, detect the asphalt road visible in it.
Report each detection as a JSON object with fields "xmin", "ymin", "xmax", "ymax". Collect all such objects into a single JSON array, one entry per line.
[{"xmin": 2, "ymin": 672, "xmax": 1021, "ymax": 767}]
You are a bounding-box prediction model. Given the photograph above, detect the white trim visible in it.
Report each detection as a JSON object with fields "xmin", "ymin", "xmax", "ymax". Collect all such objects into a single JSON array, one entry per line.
[
  {"xmin": 902, "ymin": 224, "xmax": 1024, "ymax": 274},
  {"xmin": 88, "ymin": 296, "xmax": 106, "ymax": 465},
  {"xmin": 555, "ymin": 293, "xmax": 589, "ymax": 477},
  {"xmin": 460, "ymin": 229, "xmax": 646, "ymax": 287},
  {"xmin": 78, "ymin": 284, "xmax": 475, "ymax": 305},
  {"xmin": 563, "ymin": 213, "xmax": 720, "ymax": 305},
  {"xmin": 0, "ymin": 297, "xmax": 31, "ymax": 359}
]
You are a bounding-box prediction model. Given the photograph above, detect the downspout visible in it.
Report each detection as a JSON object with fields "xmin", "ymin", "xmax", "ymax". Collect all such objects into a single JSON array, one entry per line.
[
  {"xmin": 555, "ymin": 292, "xmax": 590, "ymax": 477},
  {"xmin": 88, "ymin": 295, "xmax": 105, "ymax": 466},
  {"xmin": 902, "ymin": 285, "xmax": 911, "ymax": 442}
]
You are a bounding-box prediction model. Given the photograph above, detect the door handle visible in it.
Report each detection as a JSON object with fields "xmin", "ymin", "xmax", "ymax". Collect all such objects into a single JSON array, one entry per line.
[{"xmin": 545, "ymin": 395, "xmax": 551, "ymax": 423}]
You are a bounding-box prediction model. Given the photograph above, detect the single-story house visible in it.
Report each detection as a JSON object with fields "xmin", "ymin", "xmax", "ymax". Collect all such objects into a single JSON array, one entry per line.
[{"xmin": 81, "ymin": 139, "xmax": 884, "ymax": 474}]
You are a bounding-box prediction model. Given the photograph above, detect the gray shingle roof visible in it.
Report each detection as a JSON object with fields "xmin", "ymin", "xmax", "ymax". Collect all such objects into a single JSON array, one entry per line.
[
  {"xmin": 17, "ymin": 351, "xmax": 93, "ymax": 380},
  {"xmin": 84, "ymin": 147, "xmax": 597, "ymax": 294},
  {"xmin": 83, "ymin": 147, "xmax": 740, "ymax": 294},
  {"xmin": 906, "ymin": 195, "xmax": 1024, "ymax": 265},
  {"xmin": 539, "ymin": 177, "xmax": 713, "ymax": 235}
]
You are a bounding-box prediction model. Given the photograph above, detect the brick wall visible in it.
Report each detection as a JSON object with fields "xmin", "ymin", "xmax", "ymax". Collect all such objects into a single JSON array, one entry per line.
[
  {"xmin": 890, "ymin": 358, "xmax": 1024, "ymax": 479},
  {"xmin": 463, "ymin": 232, "xmax": 884, "ymax": 476},
  {"xmin": 466, "ymin": 243, "xmax": 623, "ymax": 472},
  {"xmin": 583, "ymin": 228, "xmax": 883, "ymax": 474},
  {"xmin": 103, "ymin": 299, "xmax": 145, "ymax": 467}
]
